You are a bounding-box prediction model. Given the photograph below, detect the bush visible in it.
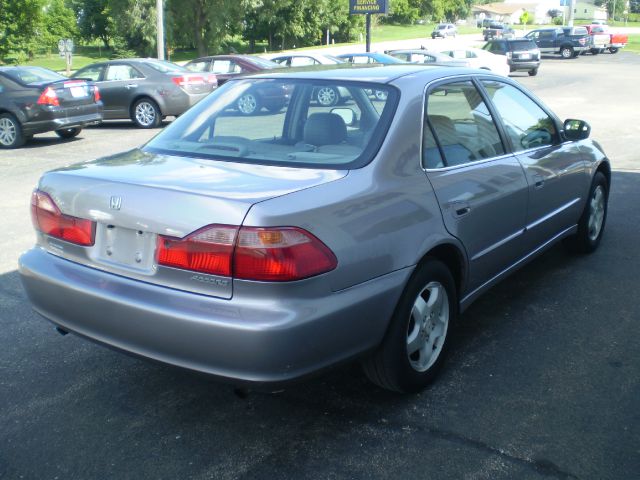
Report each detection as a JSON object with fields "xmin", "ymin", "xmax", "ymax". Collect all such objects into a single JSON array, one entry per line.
[{"xmin": 553, "ymin": 17, "xmax": 564, "ymax": 25}]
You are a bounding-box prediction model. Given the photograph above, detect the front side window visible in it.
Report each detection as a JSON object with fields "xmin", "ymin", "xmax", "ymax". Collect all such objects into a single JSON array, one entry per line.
[
  {"xmin": 423, "ymin": 81, "xmax": 505, "ymax": 169},
  {"xmin": 482, "ymin": 81, "xmax": 558, "ymax": 151},
  {"xmin": 290, "ymin": 57, "xmax": 317, "ymax": 67},
  {"xmin": 105, "ymin": 64, "xmax": 142, "ymax": 81},
  {"xmin": 74, "ymin": 64, "xmax": 105, "ymax": 81},
  {"xmin": 186, "ymin": 61, "xmax": 211, "ymax": 72},
  {"xmin": 145, "ymin": 79, "xmax": 398, "ymax": 169}
]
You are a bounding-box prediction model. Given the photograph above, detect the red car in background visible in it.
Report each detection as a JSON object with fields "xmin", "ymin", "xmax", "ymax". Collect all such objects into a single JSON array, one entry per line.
[{"xmin": 185, "ymin": 55, "xmax": 289, "ymax": 114}]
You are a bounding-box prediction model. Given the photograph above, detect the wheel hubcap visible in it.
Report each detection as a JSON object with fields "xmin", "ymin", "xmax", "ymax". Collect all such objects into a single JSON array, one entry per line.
[
  {"xmin": 406, "ymin": 281, "xmax": 449, "ymax": 372},
  {"xmin": 238, "ymin": 94, "xmax": 257, "ymax": 114},
  {"xmin": 587, "ymin": 185, "xmax": 605, "ymax": 241},
  {"xmin": 0, "ymin": 118, "xmax": 17, "ymax": 146},
  {"xmin": 135, "ymin": 102, "xmax": 156, "ymax": 126},
  {"xmin": 317, "ymin": 87, "xmax": 337, "ymax": 106}
]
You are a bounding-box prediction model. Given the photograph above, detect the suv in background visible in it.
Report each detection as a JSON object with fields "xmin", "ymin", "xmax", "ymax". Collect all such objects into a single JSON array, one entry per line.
[
  {"xmin": 432, "ymin": 23, "xmax": 457, "ymax": 39},
  {"xmin": 483, "ymin": 38, "xmax": 541, "ymax": 76},
  {"xmin": 483, "ymin": 23, "xmax": 515, "ymax": 41}
]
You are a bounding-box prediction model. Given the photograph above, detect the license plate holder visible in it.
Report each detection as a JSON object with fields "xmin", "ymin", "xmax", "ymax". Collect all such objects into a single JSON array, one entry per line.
[{"xmin": 92, "ymin": 224, "xmax": 157, "ymax": 273}]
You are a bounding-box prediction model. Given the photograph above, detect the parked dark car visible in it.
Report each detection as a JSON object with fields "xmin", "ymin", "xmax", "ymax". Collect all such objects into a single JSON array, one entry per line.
[
  {"xmin": 185, "ymin": 55, "xmax": 289, "ymax": 114},
  {"xmin": 483, "ymin": 22, "xmax": 515, "ymax": 41},
  {"xmin": 72, "ymin": 59, "xmax": 215, "ymax": 128},
  {"xmin": 20, "ymin": 65, "xmax": 610, "ymax": 393},
  {"xmin": 431, "ymin": 23, "xmax": 457, "ymax": 39},
  {"xmin": 483, "ymin": 38, "xmax": 541, "ymax": 76},
  {"xmin": 0, "ymin": 66, "xmax": 102, "ymax": 148},
  {"xmin": 525, "ymin": 28, "xmax": 590, "ymax": 59}
]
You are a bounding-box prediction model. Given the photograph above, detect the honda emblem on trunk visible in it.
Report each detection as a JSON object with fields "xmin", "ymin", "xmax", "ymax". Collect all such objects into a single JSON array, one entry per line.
[{"xmin": 109, "ymin": 196, "xmax": 122, "ymax": 210}]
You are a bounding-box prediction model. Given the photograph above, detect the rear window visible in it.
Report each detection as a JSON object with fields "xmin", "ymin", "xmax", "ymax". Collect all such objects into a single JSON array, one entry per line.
[
  {"xmin": 144, "ymin": 78, "xmax": 398, "ymax": 169},
  {"xmin": 2, "ymin": 67, "xmax": 65, "ymax": 85},
  {"xmin": 245, "ymin": 56, "xmax": 282, "ymax": 69},
  {"xmin": 144, "ymin": 60, "xmax": 186, "ymax": 73},
  {"xmin": 508, "ymin": 40, "xmax": 537, "ymax": 51}
]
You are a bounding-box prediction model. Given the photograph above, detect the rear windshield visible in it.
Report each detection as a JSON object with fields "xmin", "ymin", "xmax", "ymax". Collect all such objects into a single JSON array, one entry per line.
[
  {"xmin": 144, "ymin": 60, "xmax": 186, "ymax": 73},
  {"xmin": 2, "ymin": 67, "xmax": 65, "ymax": 85},
  {"xmin": 244, "ymin": 56, "xmax": 282, "ymax": 69},
  {"xmin": 508, "ymin": 40, "xmax": 537, "ymax": 51},
  {"xmin": 144, "ymin": 78, "xmax": 398, "ymax": 169}
]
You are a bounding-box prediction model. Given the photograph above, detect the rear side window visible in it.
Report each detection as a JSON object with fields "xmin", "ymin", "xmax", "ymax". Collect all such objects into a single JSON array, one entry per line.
[
  {"xmin": 186, "ymin": 60, "xmax": 211, "ymax": 72},
  {"xmin": 482, "ymin": 80, "xmax": 558, "ymax": 151},
  {"xmin": 423, "ymin": 81, "xmax": 505, "ymax": 169}
]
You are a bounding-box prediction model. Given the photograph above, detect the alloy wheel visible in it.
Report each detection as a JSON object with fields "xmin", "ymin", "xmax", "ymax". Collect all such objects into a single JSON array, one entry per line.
[{"xmin": 0, "ymin": 118, "xmax": 17, "ymax": 146}]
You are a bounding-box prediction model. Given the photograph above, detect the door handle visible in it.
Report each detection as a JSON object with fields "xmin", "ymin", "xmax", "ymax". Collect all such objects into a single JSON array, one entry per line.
[
  {"xmin": 125, "ymin": 84, "xmax": 138, "ymax": 89},
  {"xmin": 533, "ymin": 175, "xmax": 545, "ymax": 189},
  {"xmin": 452, "ymin": 201, "xmax": 471, "ymax": 218}
]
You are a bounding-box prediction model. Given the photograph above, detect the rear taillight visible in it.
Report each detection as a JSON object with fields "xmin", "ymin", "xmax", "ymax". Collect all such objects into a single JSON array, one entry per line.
[
  {"xmin": 157, "ymin": 225, "xmax": 237, "ymax": 277},
  {"xmin": 37, "ymin": 87, "xmax": 60, "ymax": 107},
  {"xmin": 171, "ymin": 75, "xmax": 206, "ymax": 87},
  {"xmin": 94, "ymin": 86, "xmax": 101, "ymax": 102},
  {"xmin": 31, "ymin": 190, "xmax": 95, "ymax": 246},
  {"xmin": 206, "ymin": 74, "xmax": 218, "ymax": 86},
  {"xmin": 157, "ymin": 225, "xmax": 337, "ymax": 281}
]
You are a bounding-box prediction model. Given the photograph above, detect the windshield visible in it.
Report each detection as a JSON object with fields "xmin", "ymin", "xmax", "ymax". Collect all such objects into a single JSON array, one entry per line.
[
  {"xmin": 145, "ymin": 60, "xmax": 186, "ymax": 73},
  {"xmin": 145, "ymin": 78, "xmax": 398, "ymax": 169},
  {"xmin": 3, "ymin": 67, "xmax": 65, "ymax": 85}
]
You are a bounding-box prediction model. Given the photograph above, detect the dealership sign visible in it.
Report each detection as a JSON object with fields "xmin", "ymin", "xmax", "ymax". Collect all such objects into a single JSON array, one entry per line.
[{"xmin": 349, "ymin": 0, "xmax": 388, "ymax": 15}]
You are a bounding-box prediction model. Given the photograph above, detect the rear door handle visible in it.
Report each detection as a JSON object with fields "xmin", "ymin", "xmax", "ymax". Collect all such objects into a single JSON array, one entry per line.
[
  {"xmin": 534, "ymin": 175, "xmax": 545, "ymax": 189},
  {"xmin": 452, "ymin": 201, "xmax": 471, "ymax": 218},
  {"xmin": 125, "ymin": 84, "xmax": 138, "ymax": 89}
]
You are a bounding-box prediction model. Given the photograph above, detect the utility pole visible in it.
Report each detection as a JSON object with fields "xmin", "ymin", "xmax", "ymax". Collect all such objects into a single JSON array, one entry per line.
[
  {"xmin": 567, "ymin": 0, "xmax": 575, "ymax": 26},
  {"xmin": 156, "ymin": 0, "xmax": 165, "ymax": 60}
]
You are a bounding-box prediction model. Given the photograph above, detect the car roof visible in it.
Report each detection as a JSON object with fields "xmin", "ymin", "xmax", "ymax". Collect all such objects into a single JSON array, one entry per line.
[{"xmin": 234, "ymin": 64, "xmax": 487, "ymax": 84}]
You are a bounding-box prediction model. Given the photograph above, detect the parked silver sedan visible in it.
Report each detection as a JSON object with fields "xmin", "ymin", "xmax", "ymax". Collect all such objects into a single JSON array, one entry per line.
[{"xmin": 20, "ymin": 66, "xmax": 610, "ymax": 393}]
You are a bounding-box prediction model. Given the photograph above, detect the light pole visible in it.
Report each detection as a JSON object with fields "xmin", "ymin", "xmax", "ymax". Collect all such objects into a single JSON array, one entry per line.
[{"xmin": 157, "ymin": 0, "xmax": 165, "ymax": 60}]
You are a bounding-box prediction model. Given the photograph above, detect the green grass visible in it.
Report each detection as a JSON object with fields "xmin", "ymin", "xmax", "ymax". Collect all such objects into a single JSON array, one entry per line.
[{"xmin": 625, "ymin": 33, "xmax": 640, "ymax": 53}]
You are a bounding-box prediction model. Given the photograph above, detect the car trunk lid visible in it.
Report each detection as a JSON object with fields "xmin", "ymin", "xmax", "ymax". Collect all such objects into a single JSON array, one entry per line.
[{"xmin": 36, "ymin": 149, "xmax": 347, "ymax": 298}]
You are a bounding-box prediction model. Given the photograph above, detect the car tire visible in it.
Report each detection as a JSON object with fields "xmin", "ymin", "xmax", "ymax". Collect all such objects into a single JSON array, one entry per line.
[
  {"xmin": 560, "ymin": 46, "xmax": 574, "ymax": 59},
  {"xmin": 316, "ymin": 86, "xmax": 339, "ymax": 107},
  {"xmin": 563, "ymin": 171, "xmax": 608, "ymax": 254},
  {"xmin": 55, "ymin": 127, "xmax": 82, "ymax": 139},
  {"xmin": 0, "ymin": 113, "xmax": 25, "ymax": 149},
  {"xmin": 131, "ymin": 98, "xmax": 162, "ymax": 128},
  {"xmin": 362, "ymin": 259, "xmax": 457, "ymax": 393},
  {"xmin": 528, "ymin": 68, "xmax": 538, "ymax": 76},
  {"xmin": 265, "ymin": 102, "xmax": 285, "ymax": 114},
  {"xmin": 609, "ymin": 47, "xmax": 619, "ymax": 54},
  {"xmin": 590, "ymin": 48, "xmax": 600, "ymax": 55},
  {"xmin": 237, "ymin": 92, "xmax": 261, "ymax": 115}
]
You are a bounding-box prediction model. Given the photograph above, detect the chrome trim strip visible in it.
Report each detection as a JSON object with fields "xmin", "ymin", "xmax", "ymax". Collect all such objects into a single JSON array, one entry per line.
[
  {"xmin": 471, "ymin": 228, "xmax": 526, "ymax": 261},
  {"xmin": 526, "ymin": 197, "xmax": 581, "ymax": 231},
  {"xmin": 461, "ymin": 224, "xmax": 577, "ymax": 308}
]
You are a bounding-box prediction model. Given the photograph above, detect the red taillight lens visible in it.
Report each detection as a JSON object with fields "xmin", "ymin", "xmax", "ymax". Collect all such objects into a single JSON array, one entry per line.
[
  {"xmin": 37, "ymin": 87, "xmax": 60, "ymax": 107},
  {"xmin": 157, "ymin": 225, "xmax": 337, "ymax": 281},
  {"xmin": 206, "ymin": 74, "xmax": 218, "ymax": 86},
  {"xmin": 157, "ymin": 225, "xmax": 237, "ymax": 276},
  {"xmin": 31, "ymin": 190, "xmax": 95, "ymax": 246},
  {"xmin": 234, "ymin": 227, "xmax": 337, "ymax": 281},
  {"xmin": 171, "ymin": 75, "xmax": 205, "ymax": 87},
  {"xmin": 93, "ymin": 86, "xmax": 101, "ymax": 102}
]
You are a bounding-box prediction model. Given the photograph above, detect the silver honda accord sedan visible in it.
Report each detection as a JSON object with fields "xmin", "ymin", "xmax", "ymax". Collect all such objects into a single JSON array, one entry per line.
[{"xmin": 19, "ymin": 65, "xmax": 610, "ymax": 393}]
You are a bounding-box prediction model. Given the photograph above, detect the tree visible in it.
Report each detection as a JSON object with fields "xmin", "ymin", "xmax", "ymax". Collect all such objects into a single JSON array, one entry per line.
[
  {"xmin": 69, "ymin": 0, "xmax": 114, "ymax": 48},
  {"xmin": 109, "ymin": 0, "xmax": 157, "ymax": 55}
]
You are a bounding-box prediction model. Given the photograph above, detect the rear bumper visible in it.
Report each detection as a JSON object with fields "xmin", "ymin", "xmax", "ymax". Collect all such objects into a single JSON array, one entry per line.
[
  {"xmin": 22, "ymin": 107, "xmax": 103, "ymax": 135},
  {"xmin": 160, "ymin": 90, "xmax": 210, "ymax": 117},
  {"xmin": 508, "ymin": 60, "xmax": 540, "ymax": 71},
  {"xmin": 19, "ymin": 247, "xmax": 409, "ymax": 384}
]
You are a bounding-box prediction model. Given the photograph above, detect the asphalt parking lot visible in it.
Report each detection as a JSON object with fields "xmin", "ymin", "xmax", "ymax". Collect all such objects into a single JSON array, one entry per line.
[{"xmin": 1, "ymin": 52, "xmax": 639, "ymax": 479}]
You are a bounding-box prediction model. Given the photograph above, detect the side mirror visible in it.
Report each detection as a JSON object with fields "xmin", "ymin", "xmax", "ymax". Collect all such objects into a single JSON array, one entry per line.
[
  {"xmin": 563, "ymin": 119, "xmax": 591, "ymax": 141},
  {"xmin": 331, "ymin": 107, "xmax": 356, "ymax": 126}
]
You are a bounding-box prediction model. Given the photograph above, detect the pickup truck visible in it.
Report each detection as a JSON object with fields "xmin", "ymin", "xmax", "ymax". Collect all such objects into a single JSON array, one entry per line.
[
  {"xmin": 482, "ymin": 23, "xmax": 515, "ymax": 41},
  {"xmin": 582, "ymin": 24, "xmax": 628, "ymax": 53},
  {"xmin": 525, "ymin": 27, "xmax": 590, "ymax": 59}
]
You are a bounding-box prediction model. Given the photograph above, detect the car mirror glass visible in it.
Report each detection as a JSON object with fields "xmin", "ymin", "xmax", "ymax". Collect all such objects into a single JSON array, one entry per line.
[{"xmin": 563, "ymin": 119, "xmax": 591, "ymax": 140}]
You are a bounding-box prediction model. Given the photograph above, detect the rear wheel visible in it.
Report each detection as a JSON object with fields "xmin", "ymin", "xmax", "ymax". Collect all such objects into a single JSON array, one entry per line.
[
  {"xmin": 237, "ymin": 92, "xmax": 261, "ymax": 115},
  {"xmin": 55, "ymin": 127, "xmax": 82, "ymax": 139},
  {"xmin": 0, "ymin": 113, "xmax": 25, "ymax": 149},
  {"xmin": 131, "ymin": 98, "xmax": 162, "ymax": 128},
  {"xmin": 362, "ymin": 259, "xmax": 457, "ymax": 393},
  {"xmin": 528, "ymin": 68, "xmax": 538, "ymax": 76},
  {"xmin": 316, "ymin": 86, "xmax": 339, "ymax": 107},
  {"xmin": 560, "ymin": 46, "xmax": 574, "ymax": 59},
  {"xmin": 609, "ymin": 47, "xmax": 619, "ymax": 54},
  {"xmin": 564, "ymin": 172, "xmax": 608, "ymax": 253}
]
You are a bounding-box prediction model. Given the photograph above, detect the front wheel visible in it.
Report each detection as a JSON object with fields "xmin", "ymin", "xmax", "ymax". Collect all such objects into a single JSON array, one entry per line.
[
  {"xmin": 316, "ymin": 86, "xmax": 339, "ymax": 107},
  {"xmin": 55, "ymin": 127, "xmax": 82, "ymax": 139},
  {"xmin": 0, "ymin": 113, "xmax": 25, "ymax": 148},
  {"xmin": 132, "ymin": 98, "xmax": 162, "ymax": 128},
  {"xmin": 564, "ymin": 172, "xmax": 608, "ymax": 253},
  {"xmin": 237, "ymin": 92, "xmax": 261, "ymax": 115},
  {"xmin": 528, "ymin": 68, "xmax": 538, "ymax": 76},
  {"xmin": 560, "ymin": 46, "xmax": 574, "ymax": 59},
  {"xmin": 362, "ymin": 259, "xmax": 457, "ymax": 393}
]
